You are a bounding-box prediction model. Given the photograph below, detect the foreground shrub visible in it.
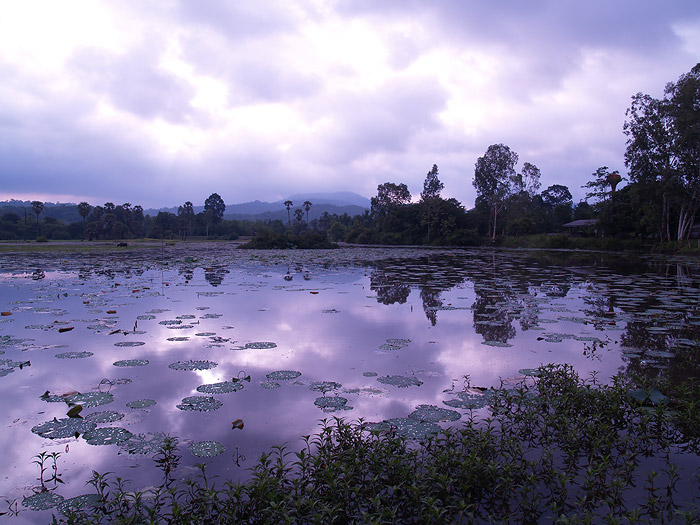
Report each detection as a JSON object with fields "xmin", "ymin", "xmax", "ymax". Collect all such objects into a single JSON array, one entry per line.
[{"xmin": 55, "ymin": 365, "xmax": 700, "ymax": 523}]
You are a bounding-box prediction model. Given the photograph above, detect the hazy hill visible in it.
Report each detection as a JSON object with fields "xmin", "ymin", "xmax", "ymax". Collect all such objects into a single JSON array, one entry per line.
[{"xmin": 0, "ymin": 192, "xmax": 369, "ymax": 223}]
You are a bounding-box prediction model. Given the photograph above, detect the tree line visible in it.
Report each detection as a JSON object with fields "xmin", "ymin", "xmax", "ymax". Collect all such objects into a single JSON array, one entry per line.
[{"xmin": 1, "ymin": 63, "xmax": 697, "ymax": 247}]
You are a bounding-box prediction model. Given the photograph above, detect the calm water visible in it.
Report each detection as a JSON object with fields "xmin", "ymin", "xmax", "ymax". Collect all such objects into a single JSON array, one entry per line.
[{"xmin": 1, "ymin": 244, "xmax": 699, "ymax": 519}]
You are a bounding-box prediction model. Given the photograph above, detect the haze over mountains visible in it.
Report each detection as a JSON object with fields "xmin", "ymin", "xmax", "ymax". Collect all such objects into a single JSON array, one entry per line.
[{"xmin": 0, "ymin": 192, "xmax": 370, "ymax": 224}]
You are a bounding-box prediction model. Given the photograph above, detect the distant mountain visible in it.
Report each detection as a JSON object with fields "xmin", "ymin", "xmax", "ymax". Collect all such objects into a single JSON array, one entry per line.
[{"xmin": 1, "ymin": 192, "xmax": 369, "ymax": 223}]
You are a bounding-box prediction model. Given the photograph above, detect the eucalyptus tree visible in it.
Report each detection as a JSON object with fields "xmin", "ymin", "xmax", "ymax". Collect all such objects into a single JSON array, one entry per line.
[
  {"xmin": 473, "ymin": 144, "xmax": 518, "ymax": 239},
  {"xmin": 31, "ymin": 200, "xmax": 44, "ymax": 237},
  {"xmin": 204, "ymin": 193, "xmax": 225, "ymax": 237}
]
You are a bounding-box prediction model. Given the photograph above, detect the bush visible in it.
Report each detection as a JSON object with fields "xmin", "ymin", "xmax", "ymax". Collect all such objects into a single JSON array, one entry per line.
[
  {"xmin": 55, "ymin": 365, "xmax": 700, "ymax": 523},
  {"xmin": 35, "ymin": 235, "xmax": 48, "ymax": 243}
]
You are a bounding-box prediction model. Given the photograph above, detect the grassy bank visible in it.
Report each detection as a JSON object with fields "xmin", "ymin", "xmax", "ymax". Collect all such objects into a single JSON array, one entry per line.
[{"xmin": 40, "ymin": 365, "xmax": 700, "ymax": 523}]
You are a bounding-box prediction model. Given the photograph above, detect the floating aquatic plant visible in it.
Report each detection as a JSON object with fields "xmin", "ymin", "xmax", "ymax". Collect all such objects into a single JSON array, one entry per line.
[
  {"xmin": 126, "ymin": 399, "xmax": 156, "ymax": 409},
  {"xmin": 114, "ymin": 341, "xmax": 145, "ymax": 347},
  {"xmin": 260, "ymin": 381, "xmax": 281, "ymax": 389},
  {"xmin": 32, "ymin": 417, "xmax": 97, "ymax": 439},
  {"xmin": 314, "ymin": 396, "xmax": 352, "ymax": 412},
  {"xmin": 366, "ymin": 417, "xmax": 440, "ymax": 440},
  {"xmin": 113, "ymin": 359, "xmax": 149, "ymax": 367},
  {"xmin": 309, "ymin": 381, "xmax": 342, "ymax": 393},
  {"xmin": 443, "ymin": 389, "xmax": 495, "ymax": 410},
  {"xmin": 266, "ymin": 370, "xmax": 301, "ymax": 381},
  {"xmin": 65, "ymin": 392, "xmax": 114, "ymax": 408},
  {"xmin": 56, "ymin": 494, "xmax": 102, "ymax": 516},
  {"xmin": 82, "ymin": 427, "xmax": 133, "ymax": 446},
  {"xmin": 167, "ymin": 336, "xmax": 190, "ymax": 341},
  {"xmin": 408, "ymin": 404, "xmax": 461, "ymax": 422},
  {"xmin": 189, "ymin": 440, "xmax": 225, "ymax": 457},
  {"xmin": 55, "ymin": 351, "xmax": 93, "ymax": 359},
  {"xmin": 481, "ymin": 340, "xmax": 512, "ymax": 347},
  {"xmin": 159, "ymin": 320, "xmax": 181, "ymax": 325},
  {"xmin": 84, "ymin": 410, "xmax": 124, "ymax": 423},
  {"xmin": 245, "ymin": 342, "xmax": 277, "ymax": 349},
  {"xmin": 377, "ymin": 375, "xmax": 423, "ymax": 388},
  {"xmin": 363, "ymin": 371, "xmax": 378, "ymax": 377},
  {"xmin": 120, "ymin": 432, "xmax": 175, "ymax": 456},
  {"xmin": 176, "ymin": 395, "xmax": 223, "ymax": 412},
  {"xmin": 136, "ymin": 314, "xmax": 156, "ymax": 320},
  {"xmin": 196, "ymin": 381, "xmax": 243, "ymax": 394},
  {"xmin": 168, "ymin": 360, "xmax": 218, "ymax": 371},
  {"xmin": 22, "ymin": 491, "xmax": 64, "ymax": 511},
  {"xmin": 195, "ymin": 332, "xmax": 216, "ymax": 337}
]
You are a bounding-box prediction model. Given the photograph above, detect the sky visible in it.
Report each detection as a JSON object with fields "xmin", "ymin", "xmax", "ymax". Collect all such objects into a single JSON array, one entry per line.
[{"xmin": 1, "ymin": 0, "xmax": 699, "ymax": 209}]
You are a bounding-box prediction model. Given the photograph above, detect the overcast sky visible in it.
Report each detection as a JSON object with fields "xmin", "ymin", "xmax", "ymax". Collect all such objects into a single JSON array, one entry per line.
[{"xmin": 1, "ymin": 1, "xmax": 698, "ymax": 209}]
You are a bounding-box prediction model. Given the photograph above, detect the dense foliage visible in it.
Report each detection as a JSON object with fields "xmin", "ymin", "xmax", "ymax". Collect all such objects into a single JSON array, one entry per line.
[{"xmin": 49, "ymin": 365, "xmax": 700, "ymax": 523}]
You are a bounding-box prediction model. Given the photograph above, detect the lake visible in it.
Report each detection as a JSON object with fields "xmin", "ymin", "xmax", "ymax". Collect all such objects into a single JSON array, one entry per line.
[{"xmin": 1, "ymin": 243, "xmax": 699, "ymax": 519}]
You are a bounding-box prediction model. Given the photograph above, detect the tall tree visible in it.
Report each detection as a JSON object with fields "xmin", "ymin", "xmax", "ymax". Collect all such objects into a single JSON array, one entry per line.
[
  {"xmin": 370, "ymin": 182, "xmax": 411, "ymax": 217},
  {"xmin": 473, "ymin": 144, "xmax": 518, "ymax": 239},
  {"xmin": 77, "ymin": 202, "xmax": 91, "ymax": 236},
  {"xmin": 624, "ymin": 63, "xmax": 700, "ymax": 240},
  {"xmin": 294, "ymin": 208, "xmax": 304, "ymax": 224},
  {"xmin": 178, "ymin": 201, "xmax": 195, "ymax": 240},
  {"xmin": 303, "ymin": 201, "xmax": 312, "ymax": 224},
  {"xmin": 420, "ymin": 164, "xmax": 444, "ymax": 201},
  {"xmin": 517, "ymin": 162, "xmax": 542, "ymax": 198},
  {"xmin": 204, "ymin": 193, "xmax": 226, "ymax": 223},
  {"xmin": 31, "ymin": 200, "xmax": 44, "ymax": 237},
  {"xmin": 284, "ymin": 200, "xmax": 293, "ymax": 226}
]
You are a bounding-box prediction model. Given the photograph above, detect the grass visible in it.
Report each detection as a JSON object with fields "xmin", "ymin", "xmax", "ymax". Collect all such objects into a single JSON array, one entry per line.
[{"xmin": 40, "ymin": 364, "xmax": 700, "ymax": 523}]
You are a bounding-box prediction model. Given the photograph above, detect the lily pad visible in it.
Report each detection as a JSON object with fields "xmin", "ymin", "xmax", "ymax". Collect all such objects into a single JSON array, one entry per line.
[
  {"xmin": 408, "ymin": 404, "xmax": 461, "ymax": 422},
  {"xmin": 127, "ymin": 399, "xmax": 157, "ymax": 409},
  {"xmin": 167, "ymin": 336, "xmax": 190, "ymax": 341},
  {"xmin": 367, "ymin": 417, "xmax": 440, "ymax": 440},
  {"xmin": 113, "ymin": 359, "xmax": 149, "ymax": 367},
  {"xmin": 168, "ymin": 360, "xmax": 218, "ymax": 371},
  {"xmin": 518, "ymin": 368, "xmax": 542, "ymax": 377},
  {"xmin": 189, "ymin": 440, "xmax": 225, "ymax": 457},
  {"xmin": 84, "ymin": 410, "xmax": 124, "ymax": 423},
  {"xmin": 0, "ymin": 368, "xmax": 14, "ymax": 377},
  {"xmin": 22, "ymin": 491, "xmax": 65, "ymax": 511},
  {"xmin": 176, "ymin": 395, "xmax": 223, "ymax": 412},
  {"xmin": 55, "ymin": 351, "xmax": 93, "ymax": 359},
  {"xmin": 197, "ymin": 381, "xmax": 244, "ymax": 394},
  {"xmin": 121, "ymin": 432, "xmax": 175, "ymax": 456},
  {"xmin": 266, "ymin": 370, "xmax": 301, "ymax": 381},
  {"xmin": 443, "ymin": 389, "xmax": 495, "ymax": 410},
  {"xmin": 377, "ymin": 375, "xmax": 423, "ymax": 388},
  {"xmin": 159, "ymin": 320, "xmax": 182, "ymax": 326},
  {"xmin": 260, "ymin": 381, "xmax": 281, "ymax": 389},
  {"xmin": 314, "ymin": 396, "xmax": 352, "ymax": 412},
  {"xmin": 83, "ymin": 427, "xmax": 133, "ymax": 446},
  {"xmin": 57, "ymin": 494, "xmax": 102, "ymax": 516},
  {"xmin": 309, "ymin": 381, "xmax": 342, "ymax": 393},
  {"xmin": 114, "ymin": 341, "xmax": 145, "ymax": 347},
  {"xmin": 32, "ymin": 417, "xmax": 97, "ymax": 439},
  {"xmin": 481, "ymin": 340, "xmax": 513, "ymax": 347},
  {"xmin": 65, "ymin": 392, "xmax": 114, "ymax": 408},
  {"xmin": 136, "ymin": 315, "xmax": 156, "ymax": 320},
  {"xmin": 245, "ymin": 342, "xmax": 277, "ymax": 349}
]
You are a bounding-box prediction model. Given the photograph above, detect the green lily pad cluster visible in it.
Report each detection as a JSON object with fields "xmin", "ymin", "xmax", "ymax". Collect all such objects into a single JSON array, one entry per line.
[
  {"xmin": 84, "ymin": 410, "xmax": 124, "ymax": 423},
  {"xmin": 443, "ymin": 389, "xmax": 495, "ymax": 410},
  {"xmin": 176, "ymin": 395, "xmax": 223, "ymax": 412},
  {"xmin": 314, "ymin": 396, "xmax": 353, "ymax": 412},
  {"xmin": 168, "ymin": 360, "xmax": 218, "ymax": 371},
  {"xmin": 189, "ymin": 440, "xmax": 225, "ymax": 457},
  {"xmin": 366, "ymin": 417, "xmax": 441, "ymax": 440},
  {"xmin": 408, "ymin": 404, "xmax": 461, "ymax": 422},
  {"xmin": 113, "ymin": 359, "xmax": 149, "ymax": 367},
  {"xmin": 197, "ymin": 381, "xmax": 244, "ymax": 394},
  {"xmin": 378, "ymin": 338, "xmax": 411, "ymax": 351},
  {"xmin": 126, "ymin": 399, "xmax": 157, "ymax": 409},
  {"xmin": 65, "ymin": 392, "xmax": 114, "ymax": 408},
  {"xmin": 245, "ymin": 341, "xmax": 277, "ymax": 349},
  {"xmin": 22, "ymin": 491, "xmax": 65, "ymax": 511},
  {"xmin": 377, "ymin": 375, "xmax": 423, "ymax": 388},
  {"xmin": 266, "ymin": 370, "xmax": 302, "ymax": 381},
  {"xmin": 32, "ymin": 417, "xmax": 97, "ymax": 439},
  {"xmin": 83, "ymin": 427, "xmax": 133, "ymax": 446},
  {"xmin": 309, "ymin": 381, "xmax": 342, "ymax": 393},
  {"xmin": 120, "ymin": 432, "xmax": 175, "ymax": 456},
  {"xmin": 57, "ymin": 494, "xmax": 102, "ymax": 516},
  {"xmin": 55, "ymin": 351, "xmax": 93, "ymax": 359},
  {"xmin": 114, "ymin": 341, "xmax": 145, "ymax": 347}
]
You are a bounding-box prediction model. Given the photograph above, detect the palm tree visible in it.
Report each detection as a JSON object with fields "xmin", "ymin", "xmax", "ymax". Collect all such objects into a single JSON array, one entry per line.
[
  {"xmin": 284, "ymin": 200, "xmax": 293, "ymax": 226},
  {"xmin": 303, "ymin": 201, "xmax": 312, "ymax": 224},
  {"xmin": 77, "ymin": 202, "xmax": 91, "ymax": 238},
  {"xmin": 31, "ymin": 201, "xmax": 44, "ymax": 238}
]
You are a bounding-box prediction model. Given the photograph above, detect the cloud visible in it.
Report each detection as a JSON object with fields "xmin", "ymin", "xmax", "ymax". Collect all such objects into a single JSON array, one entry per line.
[{"xmin": 0, "ymin": 0, "xmax": 698, "ymax": 207}]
